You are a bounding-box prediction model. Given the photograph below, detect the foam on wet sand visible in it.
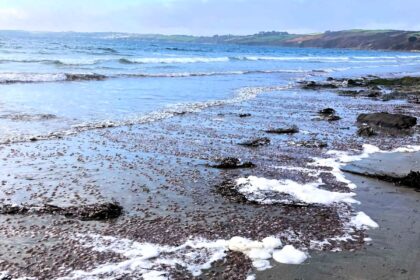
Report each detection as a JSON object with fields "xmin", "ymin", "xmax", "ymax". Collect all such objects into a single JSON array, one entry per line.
[
  {"xmin": 235, "ymin": 176, "xmax": 358, "ymax": 205},
  {"xmin": 58, "ymin": 234, "xmax": 303, "ymax": 279}
]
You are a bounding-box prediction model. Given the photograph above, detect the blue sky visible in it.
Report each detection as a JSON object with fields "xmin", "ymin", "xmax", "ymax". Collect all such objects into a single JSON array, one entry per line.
[{"xmin": 0, "ymin": 0, "xmax": 419, "ymax": 35}]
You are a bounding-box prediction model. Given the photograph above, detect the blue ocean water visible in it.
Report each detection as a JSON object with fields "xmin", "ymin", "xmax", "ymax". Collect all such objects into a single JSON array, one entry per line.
[{"xmin": 0, "ymin": 31, "xmax": 420, "ymax": 142}]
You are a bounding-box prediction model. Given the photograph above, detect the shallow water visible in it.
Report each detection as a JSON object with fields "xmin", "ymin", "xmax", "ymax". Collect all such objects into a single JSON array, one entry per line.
[{"xmin": 1, "ymin": 31, "xmax": 420, "ymax": 143}]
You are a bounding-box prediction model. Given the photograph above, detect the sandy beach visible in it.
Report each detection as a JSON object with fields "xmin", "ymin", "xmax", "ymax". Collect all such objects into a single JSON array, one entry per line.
[{"xmin": 0, "ymin": 28, "xmax": 420, "ymax": 280}]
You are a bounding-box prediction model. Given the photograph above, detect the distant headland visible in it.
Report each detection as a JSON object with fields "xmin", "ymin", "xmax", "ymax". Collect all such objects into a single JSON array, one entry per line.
[{"xmin": 1, "ymin": 29, "xmax": 420, "ymax": 51}]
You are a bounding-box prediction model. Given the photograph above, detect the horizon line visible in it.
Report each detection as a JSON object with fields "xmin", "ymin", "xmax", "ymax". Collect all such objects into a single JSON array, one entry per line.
[{"xmin": 0, "ymin": 28, "xmax": 418, "ymax": 37}]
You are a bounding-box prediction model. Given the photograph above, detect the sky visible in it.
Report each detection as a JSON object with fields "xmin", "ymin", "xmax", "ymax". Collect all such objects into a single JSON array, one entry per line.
[{"xmin": 0, "ymin": 0, "xmax": 419, "ymax": 35}]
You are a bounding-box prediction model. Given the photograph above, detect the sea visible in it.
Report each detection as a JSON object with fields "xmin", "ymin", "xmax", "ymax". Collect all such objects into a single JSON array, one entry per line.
[{"xmin": 0, "ymin": 31, "xmax": 420, "ymax": 144}]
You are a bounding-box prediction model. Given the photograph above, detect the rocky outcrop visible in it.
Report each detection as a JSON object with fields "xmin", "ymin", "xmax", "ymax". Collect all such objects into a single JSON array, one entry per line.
[
  {"xmin": 357, "ymin": 112, "xmax": 417, "ymax": 129},
  {"xmin": 210, "ymin": 157, "xmax": 255, "ymax": 169},
  {"xmin": 0, "ymin": 202, "xmax": 123, "ymax": 221},
  {"xmin": 318, "ymin": 108, "xmax": 341, "ymax": 121},
  {"xmin": 341, "ymin": 152, "xmax": 420, "ymax": 191}
]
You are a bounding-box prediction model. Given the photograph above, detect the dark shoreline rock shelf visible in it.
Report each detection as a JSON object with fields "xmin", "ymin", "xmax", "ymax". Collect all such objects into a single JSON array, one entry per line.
[
  {"xmin": 209, "ymin": 157, "xmax": 255, "ymax": 169},
  {"xmin": 0, "ymin": 202, "xmax": 123, "ymax": 221},
  {"xmin": 357, "ymin": 112, "xmax": 417, "ymax": 130},
  {"xmin": 341, "ymin": 151, "xmax": 420, "ymax": 191}
]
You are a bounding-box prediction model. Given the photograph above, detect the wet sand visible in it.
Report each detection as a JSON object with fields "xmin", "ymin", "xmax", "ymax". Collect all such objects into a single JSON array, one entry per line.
[
  {"xmin": 0, "ymin": 75, "xmax": 419, "ymax": 279},
  {"xmin": 257, "ymin": 153, "xmax": 420, "ymax": 280}
]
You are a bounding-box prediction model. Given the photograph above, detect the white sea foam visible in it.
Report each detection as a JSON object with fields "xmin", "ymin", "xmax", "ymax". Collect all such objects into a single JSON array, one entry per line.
[
  {"xmin": 60, "ymin": 234, "xmax": 297, "ymax": 279},
  {"xmin": 59, "ymin": 234, "xmax": 228, "ymax": 279},
  {"xmin": 237, "ymin": 56, "xmax": 350, "ymax": 62},
  {"xmin": 272, "ymin": 165, "xmax": 322, "ymax": 177},
  {"xmin": 122, "ymin": 69, "xmax": 309, "ymax": 78},
  {"xmin": 272, "ymin": 245, "xmax": 308, "ymax": 264},
  {"xmin": 2, "ymin": 54, "xmax": 420, "ymax": 66},
  {"xmin": 57, "ymin": 142, "xmax": 415, "ymax": 278},
  {"xmin": 117, "ymin": 55, "xmax": 420, "ymax": 65},
  {"xmin": 350, "ymin": 212, "xmax": 379, "ymax": 229},
  {"xmin": 0, "ymin": 58, "xmax": 101, "ymax": 65},
  {"xmin": 0, "ymin": 72, "xmax": 106, "ymax": 84},
  {"xmin": 119, "ymin": 57, "xmax": 230, "ymax": 64},
  {"xmin": 120, "ymin": 55, "xmax": 352, "ymax": 64},
  {"xmin": 310, "ymin": 144, "xmax": 420, "ymax": 190},
  {"xmin": 235, "ymin": 176, "xmax": 358, "ymax": 205},
  {"xmin": 310, "ymin": 144, "xmax": 382, "ymax": 189},
  {"xmin": 246, "ymin": 274, "xmax": 257, "ymax": 280},
  {"xmin": 0, "ymin": 72, "xmax": 67, "ymax": 83},
  {"xmin": 0, "ymin": 68, "xmax": 306, "ymax": 84}
]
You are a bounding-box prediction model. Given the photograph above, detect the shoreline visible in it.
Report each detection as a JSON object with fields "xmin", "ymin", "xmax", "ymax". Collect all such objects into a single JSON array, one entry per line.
[{"xmin": 0, "ymin": 72, "xmax": 419, "ymax": 279}]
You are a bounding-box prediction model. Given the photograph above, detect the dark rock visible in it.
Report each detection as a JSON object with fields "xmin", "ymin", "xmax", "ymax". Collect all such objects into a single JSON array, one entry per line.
[
  {"xmin": 0, "ymin": 202, "xmax": 123, "ymax": 221},
  {"xmin": 337, "ymin": 90, "xmax": 363, "ymax": 97},
  {"xmin": 318, "ymin": 108, "xmax": 341, "ymax": 121},
  {"xmin": 265, "ymin": 125, "xmax": 299, "ymax": 134},
  {"xmin": 319, "ymin": 108, "xmax": 336, "ymax": 116},
  {"xmin": 65, "ymin": 73, "xmax": 107, "ymax": 81},
  {"xmin": 357, "ymin": 112, "xmax": 417, "ymax": 129},
  {"xmin": 214, "ymin": 180, "xmax": 248, "ymax": 203},
  {"xmin": 238, "ymin": 113, "xmax": 251, "ymax": 118},
  {"xmin": 341, "ymin": 152, "xmax": 420, "ymax": 191},
  {"xmin": 0, "ymin": 273, "xmax": 12, "ymax": 280},
  {"xmin": 408, "ymin": 96, "xmax": 420, "ymax": 104},
  {"xmin": 64, "ymin": 202, "xmax": 123, "ymax": 221},
  {"xmin": 357, "ymin": 126, "xmax": 376, "ymax": 137},
  {"xmin": 0, "ymin": 204, "xmax": 29, "ymax": 214},
  {"xmin": 346, "ymin": 79, "xmax": 363, "ymax": 87},
  {"xmin": 338, "ymin": 89, "xmax": 381, "ymax": 99},
  {"xmin": 326, "ymin": 115, "xmax": 341, "ymax": 121},
  {"xmin": 366, "ymin": 91, "xmax": 381, "ymax": 98},
  {"xmin": 301, "ymin": 81, "xmax": 338, "ymax": 90},
  {"xmin": 210, "ymin": 157, "xmax": 255, "ymax": 169},
  {"xmin": 400, "ymin": 171, "xmax": 420, "ymax": 190},
  {"xmin": 367, "ymin": 76, "xmax": 420, "ymax": 87},
  {"xmin": 238, "ymin": 137, "xmax": 270, "ymax": 147}
]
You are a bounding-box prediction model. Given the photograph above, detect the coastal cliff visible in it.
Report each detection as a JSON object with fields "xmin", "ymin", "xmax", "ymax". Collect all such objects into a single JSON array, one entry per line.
[{"xmin": 194, "ymin": 30, "xmax": 420, "ymax": 51}]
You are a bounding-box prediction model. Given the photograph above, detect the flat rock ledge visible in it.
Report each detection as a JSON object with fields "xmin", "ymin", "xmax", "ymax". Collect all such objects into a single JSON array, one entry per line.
[
  {"xmin": 357, "ymin": 112, "xmax": 417, "ymax": 130},
  {"xmin": 341, "ymin": 151, "xmax": 420, "ymax": 191},
  {"xmin": 0, "ymin": 202, "xmax": 123, "ymax": 221}
]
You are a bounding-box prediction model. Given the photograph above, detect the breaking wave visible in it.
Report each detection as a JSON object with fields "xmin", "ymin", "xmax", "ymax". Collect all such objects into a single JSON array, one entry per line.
[
  {"xmin": 122, "ymin": 69, "xmax": 309, "ymax": 78},
  {"xmin": 0, "ymin": 73, "xmax": 107, "ymax": 84},
  {"xmin": 0, "ymin": 69, "xmax": 314, "ymax": 84},
  {"xmin": 118, "ymin": 57, "xmax": 230, "ymax": 64},
  {"xmin": 2, "ymin": 55, "xmax": 420, "ymax": 66}
]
